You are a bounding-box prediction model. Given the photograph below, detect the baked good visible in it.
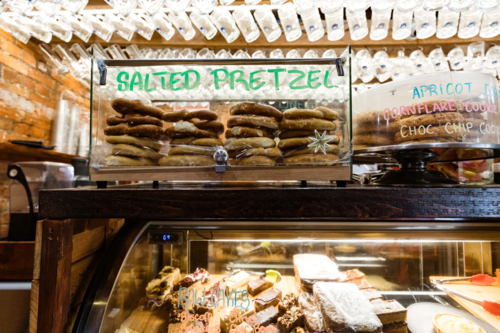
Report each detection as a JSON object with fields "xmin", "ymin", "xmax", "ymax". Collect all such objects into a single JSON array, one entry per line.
[
  {"xmin": 353, "ymin": 134, "xmax": 393, "ymax": 146},
  {"xmin": 104, "ymin": 123, "xmax": 165, "ymax": 140},
  {"xmin": 403, "ymin": 100, "xmax": 465, "ymax": 118},
  {"xmin": 221, "ymin": 309, "xmax": 245, "ymax": 333},
  {"xmin": 111, "ymin": 98, "xmax": 165, "ymax": 119},
  {"xmin": 315, "ymin": 106, "xmax": 340, "ymax": 120},
  {"xmin": 106, "ymin": 155, "xmax": 156, "ymax": 166},
  {"xmin": 170, "ymin": 138, "xmax": 224, "ymax": 147},
  {"xmin": 298, "ymin": 292, "xmax": 325, "ymax": 333},
  {"xmin": 283, "ymin": 154, "xmax": 339, "ymax": 165},
  {"xmin": 278, "ymin": 293, "xmax": 298, "ymax": 316},
  {"xmin": 111, "ymin": 144, "xmax": 165, "ymax": 160},
  {"xmin": 354, "ymin": 110, "xmax": 386, "ymax": 124},
  {"xmin": 163, "ymin": 109, "xmax": 218, "ymax": 122},
  {"xmin": 165, "ymin": 126, "xmax": 217, "ymax": 139},
  {"xmin": 400, "ymin": 113, "xmax": 464, "ymax": 127},
  {"xmin": 280, "ymin": 118, "xmax": 337, "ymax": 131},
  {"xmin": 265, "ymin": 325, "xmax": 281, "ymax": 333},
  {"xmin": 355, "ymin": 120, "xmax": 401, "ymax": 133},
  {"xmin": 106, "ymin": 135, "xmax": 162, "ymax": 151},
  {"xmin": 353, "ymin": 279, "xmax": 373, "ymax": 290},
  {"xmin": 158, "ymin": 155, "xmax": 214, "ymax": 167},
  {"xmin": 174, "ymin": 121, "xmax": 219, "ymax": 137},
  {"xmin": 433, "ymin": 313, "xmax": 485, "ymax": 333},
  {"xmin": 339, "ymin": 269, "xmax": 365, "ymax": 283},
  {"xmin": 254, "ymin": 288, "xmax": 282, "ymax": 312},
  {"xmin": 284, "ymin": 108, "xmax": 325, "ymax": 120},
  {"xmin": 353, "ymin": 145, "xmax": 371, "ymax": 150},
  {"xmin": 225, "ymin": 137, "xmax": 276, "ymax": 150},
  {"xmin": 383, "ymin": 322, "xmax": 407, "ymax": 333},
  {"xmin": 189, "ymin": 119, "xmax": 225, "ymax": 135},
  {"xmin": 394, "ymin": 125, "xmax": 466, "ymax": 143},
  {"xmin": 226, "ymin": 271, "xmax": 251, "ymax": 290},
  {"xmin": 360, "ymin": 288, "xmax": 383, "ymax": 302},
  {"xmin": 107, "ymin": 114, "xmax": 163, "ymax": 127},
  {"xmin": 370, "ymin": 300, "xmax": 406, "ymax": 325},
  {"xmin": 251, "ymin": 306, "xmax": 280, "ymax": 327},
  {"xmin": 238, "ymin": 156, "xmax": 276, "ymax": 166},
  {"xmin": 401, "ymin": 137, "xmax": 458, "ymax": 144},
  {"xmin": 168, "ymin": 146, "xmax": 215, "ymax": 156},
  {"xmin": 283, "ymin": 145, "xmax": 340, "ymax": 157},
  {"xmin": 293, "ymin": 254, "xmax": 340, "ymax": 291},
  {"xmin": 227, "ymin": 115, "xmax": 279, "ymax": 130},
  {"xmin": 279, "ymin": 130, "xmax": 336, "ymax": 140},
  {"xmin": 173, "ymin": 268, "xmax": 211, "ymax": 291},
  {"xmin": 248, "ymin": 277, "xmax": 274, "ymax": 296},
  {"xmin": 313, "ymin": 282, "xmax": 383, "ymax": 333},
  {"xmin": 230, "ymin": 322, "xmax": 254, "ymax": 333},
  {"xmin": 278, "ymin": 136, "xmax": 340, "ymax": 149},
  {"xmin": 230, "ymin": 148, "xmax": 282, "ymax": 159},
  {"xmin": 290, "ymin": 327, "xmax": 305, "ymax": 333},
  {"xmin": 276, "ymin": 307, "xmax": 304, "ymax": 333},
  {"xmin": 226, "ymin": 126, "xmax": 275, "ymax": 139},
  {"xmin": 231, "ymin": 102, "xmax": 283, "ymax": 121}
]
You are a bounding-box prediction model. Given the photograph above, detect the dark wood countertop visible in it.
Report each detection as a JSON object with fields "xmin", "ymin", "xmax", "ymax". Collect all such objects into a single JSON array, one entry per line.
[{"xmin": 39, "ymin": 183, "xmax": 500, "ymax": 221}]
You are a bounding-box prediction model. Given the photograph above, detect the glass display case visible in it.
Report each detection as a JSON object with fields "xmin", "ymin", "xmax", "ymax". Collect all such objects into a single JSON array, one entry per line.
[
  {"xmin": 89, "ymin": 47, "xmax": 353, "ymax": 182},
  {"xmin": 73, "ymin": 222, "xmax": 500, "ymax": 333}
]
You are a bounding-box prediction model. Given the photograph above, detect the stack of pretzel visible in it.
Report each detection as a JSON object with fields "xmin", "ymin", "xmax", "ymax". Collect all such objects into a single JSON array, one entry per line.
[
  {"xmin": 278, "ymin": 107, "xmax": 340, "ymax": 165},
  {"xmin": 224, "ymin": 102, "xmax": 283, "ymax": 166},
  {"xmin": 104, "ymin": 98, "xmax": 166, "ymax": 166},
  {"xmin": 160, "ymin": 109, "xmax": 224, "ymax": 166}
]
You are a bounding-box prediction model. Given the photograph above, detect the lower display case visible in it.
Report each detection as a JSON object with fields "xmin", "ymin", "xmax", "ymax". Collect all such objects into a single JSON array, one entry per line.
[{"xmin": 73, "ymin": 222, "xmax": 500, "ymax": 333}]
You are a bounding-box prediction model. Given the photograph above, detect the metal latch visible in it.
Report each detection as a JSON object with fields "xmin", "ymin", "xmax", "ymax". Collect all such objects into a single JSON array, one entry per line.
[
  {"xmin": 97, "ymin": 58, "xmax": 107, "ymax": 85},
  {"xmin": 213, "ymin": 147, "xmax": 228, "ymax": 174}
]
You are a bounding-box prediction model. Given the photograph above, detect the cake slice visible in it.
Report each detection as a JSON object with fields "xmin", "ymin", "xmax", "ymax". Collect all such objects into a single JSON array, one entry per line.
[
  {"xmin": 248, "ymin": 277, "xmax": 274, "ymax": 296},
  {"xmin": 383, "ymin": 322, "xmax": 407, "ymax": 333},
  {"xmin": 339, "ymin": 269, "xmax": 365, "ymax": 283},
  {"xmin": 360, "ymin": 288, "xmax": 383, "ymax": 302},
  {"xmin": 298, "ymin": 292, "xmax": 325, "ymax": 333},
  {"xmin": 370, "ymin": 300, "xmax": 407, "ymax": 325},
  {"xmin": 255, "ymin": 288, "xmax": 282, "ymax": 312},
  {"xmin": 294, "ymin": 254, "xmax": 340, "ymax": 291}
]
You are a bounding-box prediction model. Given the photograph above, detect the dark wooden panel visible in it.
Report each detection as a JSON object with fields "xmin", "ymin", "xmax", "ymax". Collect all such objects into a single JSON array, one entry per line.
[
  {"xmin": 0, "ymin": 143, "xmax": 76, "ymax": 164},
  {"xmin": 0, "ymin": 241, "xmax": 35, "ymax": 280},
  {"xmin": 37, "ymin": 220, "xmax": 73, "ymax": 333},
  {"xmin": 39, "ymin": 186, "xmax": 500, "ymax": 221}
]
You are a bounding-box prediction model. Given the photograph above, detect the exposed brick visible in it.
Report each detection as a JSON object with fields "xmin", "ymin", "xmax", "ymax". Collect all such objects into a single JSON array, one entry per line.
[
  {"xmin": 25, "ymin": 113, "xmax": 51, "ymax": 129},
  {"xmin": 36, "ymin": 83, "xmax": 51, "ymax": 99},
  {"xmin": 28, "ymin": 68, "xmax": 56, "ymax": 89},
  {"xmin": 37, "ymin": 61, "xmax": 48, "ymax": 73},
  {"xmin": 3, "ymin": 67, "xmax": 19, "ymax": 84},
  {"xmin": 0, "ymin": 210, "xmax": 9, "ymax": 224},
  {"xmin": 29, "ymin": 92, "xmax": 55, "ymax": 109},
  {"xmin": 15, "ymin": 40, "xmax": 39, "ymax": 56},
  {"xmin": 20, "ymin": 75, "xmax": 36, "ymax": 91},
  {"xmin": 0, "ymin": 28, "xmax": 14, "ymax": 42},
  {"xmin": 21, "ymin": 50, "xmax": 37, "ymax": 68},
  {"xmin": 4, "ymin": 132, "xmax": 29, "ymax": 142},
  {"xmin": 30, "ymin": 126, "xmax": 45, "ymax": 138},
  {"xmin": 0, "ymin": 52, "xmax": 29, "ymax": 76},
  {"xmin": 62, "ymin": 76, "xmax": 87, "ymax": 96},
  {"xmin": 0, "ymin": 105, "xmax": 25, "ymax": 122},
  {"xmin": 0, "ymin": 224, "xmax": 8, "ymax": 239},
  {"xmin": 0, "ymin": 199, "xmax": 8, "ymax": 211},
  {"xmin": 0, "ymin": 117, "xmax": 13, "ymax": 131},
  {"xmin": 0, "ymin": 79, "xmax": 30, "ymax": 99},
  {"xmin": 13, "ymin": 122, "xmax": 30, "ymax": 135},
  {"xmin": 3, "ymin": 40, "xmax": 21, "ymax": 58}
]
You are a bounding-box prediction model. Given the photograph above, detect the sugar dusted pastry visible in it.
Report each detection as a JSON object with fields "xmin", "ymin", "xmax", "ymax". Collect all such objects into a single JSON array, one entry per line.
[
  {"xmin": 293, "ymin": 254, "xmax": 340, "ymax": 290},
  {"xmin": 370, "ymin": 300, "xmax": 407, "ymax": 325},
  {"xmin": 433, "ymin": 313, "xmax": 486, "ymax": 333},
  {"xmin": 226, "ymin": 271, "xmax": 250, "ymax": 290},
  {"xmin": 339, "ymin": 269, "xmax": 365, "ymax": 283}
]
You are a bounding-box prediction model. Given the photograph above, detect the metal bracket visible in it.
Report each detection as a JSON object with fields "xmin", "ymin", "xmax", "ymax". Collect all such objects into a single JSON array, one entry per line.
[
  {"xmin": 97, "ymin": 58, "xmax": 107, "ymax": 85},
  {"xmin": 335, "ymin": 58, "xmax": 344, "ymax": 77},
  {"xmin": 213, "ymin": 147, "xmax": 228, "ymax": 174}
]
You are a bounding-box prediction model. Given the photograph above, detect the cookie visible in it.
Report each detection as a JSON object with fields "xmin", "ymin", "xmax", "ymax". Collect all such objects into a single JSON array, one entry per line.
[
  {"xmin": 106, "ymin": 155, "xmax": 156, "ymax": 166},
  {"xmin": 283, "ymin": 153, "xmax": 339, "ymax": 165},
  {"xmin": 353, "ymin": 144, "xmax": 371, "ymax": 150},
  {"xmin": 280, "ymin": 118, "xmax": 336, "ymax": 131},
  {"xmin": 224, "ymin": 137, "xmax": 276, "ymax": 150},
  {"xmin": 284, "ymin": 108, "xmax": 324, "ymax": 120},
  {"xmin": 169, "ymin": 137, "xmax": 196, "ymax": 145},
  {"xmin": 283, "ymin": 145, "xmax": 340, "ymax": 157},
  {"xmin": 229, "ymin": 148, "xmax": 282, "ymax": 159},
  {"xmin": 278, "ymin": 130, "xmax": 336, "ymax": 140},
  {"xmin": 158, "ymin": 155, "xmax": 214, "ymax": 166},
  {"xmin": 237, "ymin": 156, "xmax": 276, "ymax": 166},
  {"xmin": 111, "ymin": 144, "xmax": 165, "ymax": 160},
  {"xmin": 314, "ymin": 106, "xmax": 340, "ymax": 120},
  {"xmin": 105, "ymin": 135, "xmax": 162, "ymax": 151},
  {"xmin": 111, "ymin": 98, "xmax": 165, "ymax": 119},
  {"xmin": 104, "ymin": 124, "xmax": 165, "ymax": 140},
  {"xmin": 165, "ymin": 126, "xmax": 217, "ymax": 139},
  {"xmin": 400, "ymin": 113, "xmax": 464, "ymax": 127},
  {"xmin": 163, "ymin": 109, "xmax": 218, "ymax": 122},
  {"xmin": 395, "ymin": 125, "xmax": 465, "ymax": 143},
  {"xmin": 227, "ymin": 115, "xmax": 279, "ymax": 130},
  {"xmin": 278, "ymin": 136, "xmax": 340, "ymax": 150},
  {"xmin": 225, "ymin": 126, "xmax": 274, "ymax": 139},
  {"xmin": 355, "ymin": 120, "xmax": 401, "ymax": 133},
  {"xmin": 231, "ymin": 102, "xmax": 283, "ymax": 121},
  {"xmin": 354, "ymin": 110, "xmax": 386, "ymax": 124},
  {"xmin": 191, "ymin": 138, "xmax": 224, "ymax": 146},
  {"xmin": 402, "ymin": 100, "xmax": 465, "ymax": 118},
  {"xmin": 189, "ymin": 119, "xmax": 224, "ymax": 135},
  {"xmin": 107, "ymin": 114, "xmax": 164, "ymax": 127},
  {"xmin": 168, "ymin": 146, "xmax": 215, "ymax": 156},
  {"xmin": 353, "ymin": 133, "xmax": 393, "ymax": 146},
  {"xmin": 401, "ymin": 137, "xmax": 459, "ymax": 144}
]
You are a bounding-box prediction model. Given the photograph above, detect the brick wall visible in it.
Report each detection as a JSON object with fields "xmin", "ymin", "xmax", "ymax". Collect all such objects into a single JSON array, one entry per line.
[{"xmin": 0, "ymin": 29, "xmax": 91, "ymax": 239}]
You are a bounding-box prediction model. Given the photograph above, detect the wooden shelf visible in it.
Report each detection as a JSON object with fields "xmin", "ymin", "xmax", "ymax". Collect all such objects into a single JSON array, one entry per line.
[{"xmin": 0, "ymin": 143, "xmax": 78, "ymax": 164}]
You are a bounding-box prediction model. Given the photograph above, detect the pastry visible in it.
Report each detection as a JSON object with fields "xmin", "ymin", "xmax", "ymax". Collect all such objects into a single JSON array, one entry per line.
[
  {"xmin": 353, "ymin": 133, "xmax": 393, "ymax": 146},
  {"xmin": 278, "ymin": 293, "xmax": 298, "ymax": 316},
  {"xmin": 238, "ymin": 156, "xmax": 276, "ymax": 166},
  {"xmin": 370, "ymin": 300, "xmax": 407, "ymax": 325},
  {"xmin": 395, "ymin": 125, "xmax": 467, "ymax": 143},
  {"xmin": 111, "ymin": 144, "xmax": 165, "ymax": 160},
  {"xmin": 313, "ymin": 282, "xmax": 383, "ymax": 333},
  {"xmin": 112, "ymin": 98, "xmax": 166, "ymax": 119},
  {"xmin": 401, "ymin": 137, "xmax": 458, "ymax": 144},
  {"xmin": 104, "ymin": 123, "xmax": 165, "ymax": 140},
  {"xmin": 165, "ymin": 126, "xmax": 218, "ymax": 139},
  {"xmin": 283, "ymin": 154, "xmax": 339, "ymax": 165},
  {"xmin": 107, "ymin": 114, "xmax": 164, "ymax": 127},
  {"xmin": 315, "ymin": 106, "xmax": 340, "ymax": 120},
  {"xmin": 355, "ymin": 120, "xmax": 401, "ymax": 133},
  {"xmin": 170, "ymin": 138, "xmax": 224, "ymax": 146},
  {"xmin": 433, "ymin": 313, "xmax": 485, "ymax": 333},
  {"xmin": 353, "ymin": 279, "xmax": 373, "ymax": 290},
  {"xmin": 383, "ymin": 322, "xmax": 407, "ymax": 333},
  {"xmin": 360, "ymin": 288, "xmax": 383, "ymax": 302},
  {"xmin": 189, "ymin": 119, "xmax": 225, "ymax": 135},
  {"xmin": 106, "ymin": 155, "xmax": 156, "ymax": 166},
  {"xmin": 280, "ymin": 118, "xmax": 337, "ymax": 131},
  {"xmin": 225, "ymin": 126, "xmax": 275, "ymax": 139},
  {"xmin": 298, "ymin": 292, "xmax": 325, "ymax": 333},
  {"xmin": 163, "ymin": 109, "xmax": 218, "ymax": 122},
  {"xmin": 283, "ymin": 145, "xmax": 340, "ymax": 158},
  {"xmin": 221, "ymin": 308, "xmax": 244, "ymax": 333},
  {"xmin": 353, "ymin": 144, "xmax": 371, "ymax": 150},
  {"xmin": 158, "ymin": 155, "xmax": 214, "ymax": 166},
  {"xmin": 226, "ymin": 271, "xmax": 251, "ymax": 290},
  {"xmin": 284, "ymin": 108, "xmax": 325, "ymax": 120},
  {"xmin": 231, "ymin": 102, "xmax": 283, "ymax": 121},
  {"xmin": 278, "ymin": 130, "xmax": 336, "ymax": 140},
  {"xmin": 254, "ymin": 288, "xmax": 282, "ymax": 312},
  {"xmin": 230, "ymin": 322, "xmax": 254, "ymax": 333},
  {"xmin": 106, "ymin": 135, "xmax": 163, "ymax": 151},
  {"xmin": 403, "ymin": 100, "xmax": 465, "ymax": 118},
  {"xmin": 265, "ymin": 325, "xmax": 281, "ymax": 333},
  {"xmin": 229, "ymin": 148, "xmax": 282, "ymax": 159},
  {"xmin": 276, "ymin": 307, "xmax": 305, "ymax": 333},
  {"xmin": 354, "ymin": 110, "xmax": 386, "ymax": 124},
  {"xmin": 248, "ymin": 277, "xmax": 274, "ymax": 296},
  {"xmin": 278, "ymin": 136, "xmax": 340, "ymax": 149},
  {"xmin": 173, "ymin": 268, "xmax": 211, "ymax": 291},
  {"xmin": 400, "ymin": 113, "xmax": 464, "ymax": 127},
  {"xmin": 293, "ymin": 254, "xmax": 340, "ymax": 291},
  {"xmin": 250, "ymin": 306, "xmax": 280, "ymax": 327},
  {"xmin": 168, "ymin": 146, "xmax": 215, "ymax": 156},
  {"xmin": 289, "ymin": 327, "xmax": 305, "ymax": 333},
  {"xmin": 227, "ymin": 115, "xmax": 279, "ymax": 130},
  {"xmin": 339, "ymin": 269, "xmax": 365, "ymax": 283},
  {"xmin": 225, "ymin": 137, "xmax": 276, "ymax": 150}
]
